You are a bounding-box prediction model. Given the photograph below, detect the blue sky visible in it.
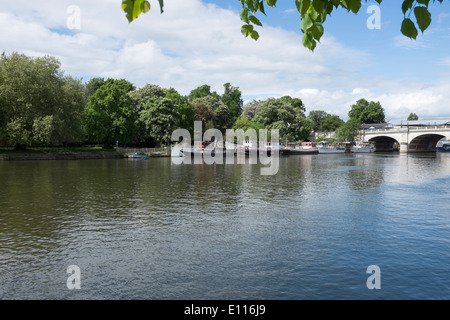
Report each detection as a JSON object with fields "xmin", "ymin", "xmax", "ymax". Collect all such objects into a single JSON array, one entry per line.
[{"xmin": 1, "ymin": 0, "xmax": 450, "ymax": 123}]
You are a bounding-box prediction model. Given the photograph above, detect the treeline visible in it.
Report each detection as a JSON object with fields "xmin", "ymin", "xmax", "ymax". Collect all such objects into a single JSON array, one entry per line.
[{"xmin": 0, "ymin": 52, "xmax": 387, "ymax": 149}]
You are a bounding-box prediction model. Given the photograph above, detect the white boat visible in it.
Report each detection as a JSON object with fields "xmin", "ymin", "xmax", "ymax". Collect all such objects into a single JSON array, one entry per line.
[
  {"xmin": 317, "ymin": 141, "xmax": 347, "ymax": 154},
  {"xmin": 286, "ymin": 142, "xmax": 319, "ymax": 155},
  {"xmin": 436, "ymin": 140, "xmax": 450, "ymax": 152},
  {"xmin": 351, "ymin": 142, "xmax": 376, "ymax": 153}
]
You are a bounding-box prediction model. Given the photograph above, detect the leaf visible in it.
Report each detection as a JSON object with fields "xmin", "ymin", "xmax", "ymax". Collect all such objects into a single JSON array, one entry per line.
[
  {"xmin": 264, "ymin": 0, "xmax": 277, "ymax": 6},
  {"xmin": 141, "ymin": 1, "xmax": 151, "ymax": 14},
  {"xmin": 302, "ymin": 32, "xmax": 316, "ymax": 51},
  {"xmin": 310, "ymin": 23, "xmax": 324, "ymax": 42},
  {"xmin": 122, "ymin": 0, "xmax": 149, "ymax": 22},
  {"xmin": 157, "ymin": 0, "xmax": 164, "ymax": 13},
  {"xmin": 241, "ymin": 24, "xmax": 254, "ymax": 37},
  {"xmin": 240, "ymin": 8, "xmax": 250, "ymax": 23},
  {"xmin": 401, "ymin": 18, "xmax": 418, "ymax": 39},
  {"xmin": 301, "ymin": 13, "xmax": 314, "ymax": 33},
  {"xmin": 249, "ymin": 15, "xmax": 263, "ymax": 26},
  {"xmin": 250, "ymin": 30, "xmax": 260, "ymax": 40},
  {"xmin": 416, "ymin": 0, "xmax": 430, "ymax": 6},
  {"xmin": 401, "ymin": 0, "xmax": 414, "ymax": 15},
  {"xmin": 414, "ymin": 6, "xmax": 432, "ymax": 33}
]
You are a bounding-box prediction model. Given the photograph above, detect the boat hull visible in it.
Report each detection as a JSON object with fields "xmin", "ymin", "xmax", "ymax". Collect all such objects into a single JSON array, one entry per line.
[
  {"xmin": 436, "ymin": 141, "xmax": 450, "ymax": 152},
  {"xmin": 351, "ymin": 147, "xmax": 376, "ymax": 153},
  {"xmin": 289, "ymin": 148, "xmax": 319, "ymax": 155},
  {"xmin": 318, "ymin": 148, "xmax": 346, "ymax": 154}
]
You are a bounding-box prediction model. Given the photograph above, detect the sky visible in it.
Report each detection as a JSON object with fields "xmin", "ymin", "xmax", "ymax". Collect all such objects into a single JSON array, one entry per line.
[{"xmin": 1, "ymin": 0, "xmax": 450, "ymax": 123}]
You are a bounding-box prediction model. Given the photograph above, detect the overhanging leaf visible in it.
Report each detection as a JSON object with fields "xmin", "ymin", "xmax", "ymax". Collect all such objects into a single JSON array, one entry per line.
[
  {"xmin": 414, "ymin": 6, "xmax": 431, "ymax": 33},
  {"xmin": 401, "ymin": 18, "xmax": 418, "ymax": 39}
]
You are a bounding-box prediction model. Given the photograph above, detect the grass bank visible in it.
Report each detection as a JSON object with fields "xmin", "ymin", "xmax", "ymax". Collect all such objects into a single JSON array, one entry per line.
[{"xmin": 0, "ymin": 147, "xmax": 126, "ymax": 161}]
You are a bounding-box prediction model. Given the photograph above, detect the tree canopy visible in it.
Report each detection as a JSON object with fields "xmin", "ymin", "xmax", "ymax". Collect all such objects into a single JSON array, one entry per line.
[
  {"xmin": 121, "ymin": 0, "xmax": 445, "ymax": 51},
  {"xmin": 0, "ymin": 52, "xmax": 86, "ymax": 149},
  {"xmin": 407, "ymin": 112, "xmax": 419, "ymax": 121},
  {"xmin": 348, "ymin": 98, "xmax": 385, "ymax": 124}
]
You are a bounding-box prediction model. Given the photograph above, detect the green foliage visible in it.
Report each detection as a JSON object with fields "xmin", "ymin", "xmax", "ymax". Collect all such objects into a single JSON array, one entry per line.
[
  {"xmin": 0, "ymin": 52, "xmax": 86, "ymax": 148},
  {"xmin": 192, "ymin": 95, "xmax": 222, "ymax": 112},
  {"xmin": 254, "ymin": 97, "xmax": 311, "ymax": 142},
  {"xmin": 164, "ymin": 87, "xmax": 195, "ymax": 134},
  {"xmin": 321, "ymin": 114, "xmax": 344, "ymax": 132},
  {"xmin": 192, "ymin": 102, "xmax": 216, "ymax": 133},
  {"xmin": 85, "ymin": 77, "xmax": 106, "ymax": 98},
  {"xmin": 188, "ymin": 84, "xmax": 219, "ymax": 102},
  {"xmin": 232, "ymin": 117, "xmax": 264, "ymax": 140},
  {"xmin": 83, "ymin": 78, "xmax": 136, "ymax": 146},
  {"xmin": 122, "ymin": 0, "xmax": 446, "ymax": 50},
  {"xmin": 140, "ymin": 97, "xmax": 179, "ymax": 145},
  {"xmin": 221, "ymin": 83, "xmax": 243, "ymax": 120},
  {"xmin": 308, "ymin": 110, "xmax": 344, "ymax": 132},
  {"xmin": 241, "ymin": 100, "xmax": 261, "ymax": 120},
  {"xmin": 348, "ymin": 98, "xmax": 385, "ymax": 124},
  {"xmin": 407, "ymin": 112, "xmax": 419, "ymax": 121},
  {"xmin": 336, "ymin": 117, "xmax": 361, "ymax": 142},
  {"xmin": 308, "ymin": 110, "xmax": 329, "ymax": 131}
]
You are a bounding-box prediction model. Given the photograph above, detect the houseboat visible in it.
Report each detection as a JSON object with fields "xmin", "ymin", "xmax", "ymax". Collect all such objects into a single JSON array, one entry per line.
[
  {"xmin": 286, "ymin": 142, "xmax": 319, "ymax": 155},
  {"xmin": 317, "ymin": 141, "xmax": 347, "ymax": 154}
]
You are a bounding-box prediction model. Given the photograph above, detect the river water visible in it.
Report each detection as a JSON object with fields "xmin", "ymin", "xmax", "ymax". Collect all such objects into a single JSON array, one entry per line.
[{"xmin": 0, "ymin": 153, "xmax": 449, "ymax": 300}]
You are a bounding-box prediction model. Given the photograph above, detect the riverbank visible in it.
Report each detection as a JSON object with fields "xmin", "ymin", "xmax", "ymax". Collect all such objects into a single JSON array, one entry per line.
[{"xmin": 0, "ymin": 147, "xmax": 126, "ymax": 161}]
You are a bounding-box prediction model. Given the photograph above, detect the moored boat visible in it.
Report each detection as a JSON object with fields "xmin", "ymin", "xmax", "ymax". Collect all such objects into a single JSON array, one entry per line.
[
  {"xmin": 317, "ymin": 141, "xmax": 347, "ymax": 154},
  {"xmin": 436, "ymin": 140, "xmax": 450, "ymax": 152},
  {"xmin": 287, "ymin": 142, "xmax": 319, "ymax": 155},
  {"xmin": 127, "ymin": 152, "xmax": 146, "ymax": 158},
  {"xmin": 351, "ymin": 142, "xmax": 376, "ymax": 153}
]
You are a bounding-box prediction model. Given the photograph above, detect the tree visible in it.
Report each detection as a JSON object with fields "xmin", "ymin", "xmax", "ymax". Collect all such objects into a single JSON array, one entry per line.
[
  {"xmin": 241, "ymin": 100, "xmax": 261, "ymax": 120},
  {"xmin": 308, "ymin": 110, "xmax": 329, "ymax": 132},
  {"xmin": 85, "ymin": 77, "xmax": 106, "ymax": 98},
  {"xmin": 83, "ymin": 78, "xmax": 136, "ymax": 146},
  {"xmin": 192, "ymin": 102, "xmax": 216, "ymax": 133},
  {"xmin": 348, "ymin": 98, "xmax": 385, "ymax": 124},
  {"xmin": 254, "ymin": 97, "xmax": 311, "ymax": 142},
  {"xmin": 321, "ymin": 114, "xmax": 344, "ymax": 133},
  {"xmin": 164, "ymin": 87, "xmax": 195, "ymax": 134},
  {"xmin": 0, "ymin": 52, "xmax": 85, "ymax": 148},
  {"xmin": 336, "ymin": 117, "xmax": 361, "ymax": 142},
  {"xmin": 140, "ymin": 97, "xmax": 179, "ymax": 146},
  {"xmin": 122, "ymin": 0, "xmax": 444, "ymax": 51},
  {"xmin": 232, "ymin": 116, "xmax": 265, "ymax": 140},
  {"xmin": 214, "ymin": 103, "xmax": 235, "ymax": 134},
  {"xmin": 188, "ymin": 84, "xmax": 219, "ymax": 102},
  {"xmin": 221, "ymin": 83, "xmax": 243, "ymax": 120},
  {"xmin": 191, "ymin": 95, "xmax": 222, "ymax": 112},
  {"xmin": 407, "ymin": 112, "xmax": 419, "ymax": 121},
  {"xmin": 128, "ymin": 83, "xmax": 167, "ymax": 145},
  {"xmin": 55, "ymin": 76, "xmax": 87, "ymax": 145}
]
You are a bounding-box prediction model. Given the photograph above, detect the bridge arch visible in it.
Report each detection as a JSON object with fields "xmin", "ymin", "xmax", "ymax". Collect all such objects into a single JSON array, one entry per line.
[
  {"xmin": 408, "ymin": 133, "xmax": 446, "ymax": 152},
  {"xmin": 368, "ymin": 135, "xmax": 400, "ymax": 152}
]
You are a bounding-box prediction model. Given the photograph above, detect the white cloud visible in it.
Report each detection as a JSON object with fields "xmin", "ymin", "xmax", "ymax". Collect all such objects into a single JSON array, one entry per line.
[{"xmin": 1, "ymin": 0, "xmax": 450, "ymax": 122}]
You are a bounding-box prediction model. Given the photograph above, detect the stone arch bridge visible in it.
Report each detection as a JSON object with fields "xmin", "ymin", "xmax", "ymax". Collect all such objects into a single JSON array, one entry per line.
[{"xmin": 360, "ymin": 125, "xmax": 450, "ymax": 153}]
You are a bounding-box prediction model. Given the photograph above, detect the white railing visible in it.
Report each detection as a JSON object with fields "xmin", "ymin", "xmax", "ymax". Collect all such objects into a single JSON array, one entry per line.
[{"xmin": 363, "ymin": 125, "xmax": 450, "ymax": 134}]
